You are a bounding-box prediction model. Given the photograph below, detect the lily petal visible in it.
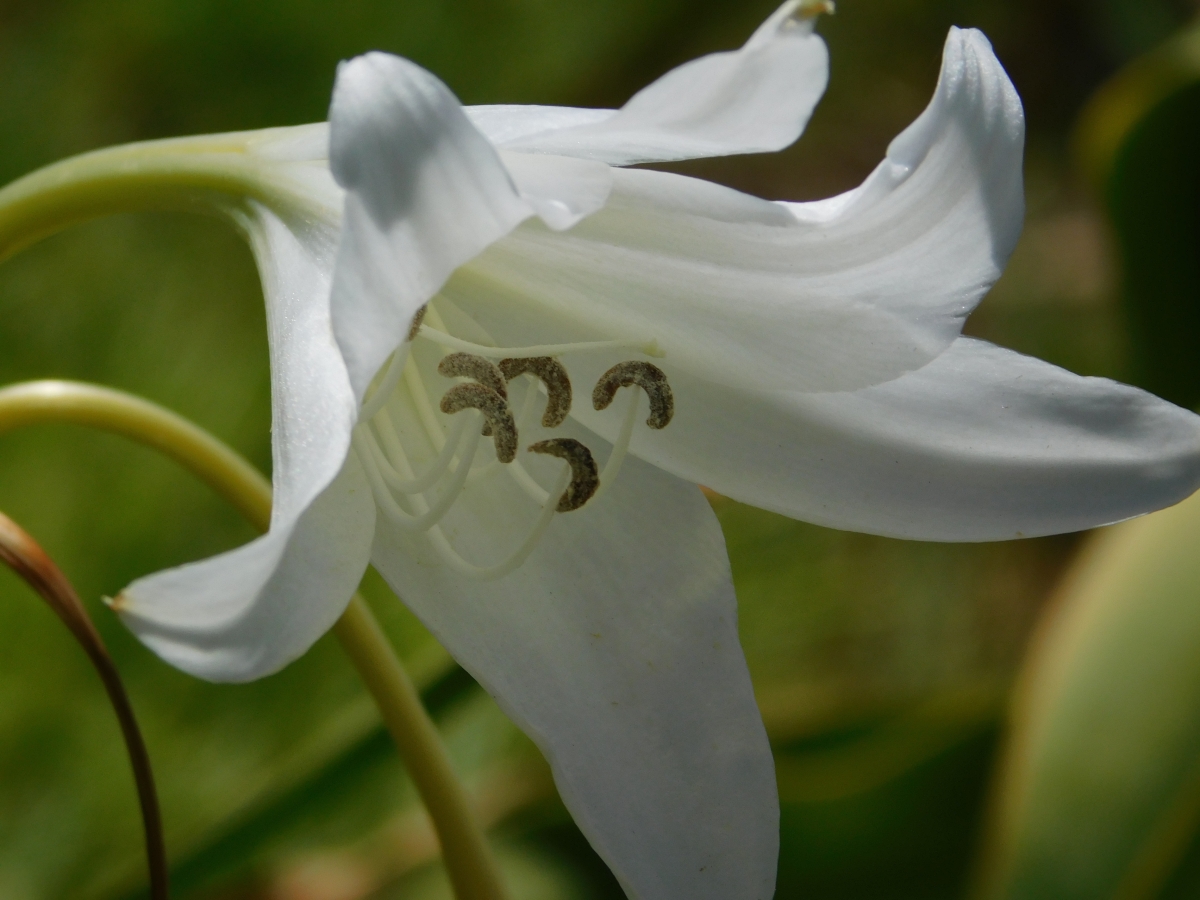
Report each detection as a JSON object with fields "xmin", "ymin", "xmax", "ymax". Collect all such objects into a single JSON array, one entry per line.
[
  {"xmin": 500, "ymin": 150, "xmax": 614, "ymax": 231},
  {"xmin": 568, "ymin": 338, "xmax": 1200, "ymax": 541},
  {"xmin": 450, "ymin": 26, "xmax": 1024, "ymax": 394},
  {"xmin": 117, "ymin": 206, "xmax": 376, "ymax": 681},
  {"xmin": 369, "ymin": 424, "xmax": 776, "ymax": 900},
  {"xmin": 327, "ymin": 52, "xmax": 536, "ymax": 403},
  {"xmin": 489, "ymin": 0, "xmax": 829, "ymax": 165}
]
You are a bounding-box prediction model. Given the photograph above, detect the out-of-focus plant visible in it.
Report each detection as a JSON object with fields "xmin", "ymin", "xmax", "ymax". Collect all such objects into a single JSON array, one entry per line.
[
  {"xmin": 7, "ymin": 3, "xmax": 1200, "ymax": 900},
  {"xmin": 974, "ymin": 485, "xmax": 1200, "ymax": 900},
  {"xmin": 1075, "ymin": 14, "xmax": 1200, "ymax": 409},
  {"xmin": 975, "ymin": 17, "xmax": 1200, "ymax": 899}
]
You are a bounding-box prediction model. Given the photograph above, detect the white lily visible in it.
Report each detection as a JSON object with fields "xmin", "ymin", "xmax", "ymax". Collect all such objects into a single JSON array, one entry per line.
[{"xmin": 72, "ymin": 3, "xmax": 1200, "ymax": 898}]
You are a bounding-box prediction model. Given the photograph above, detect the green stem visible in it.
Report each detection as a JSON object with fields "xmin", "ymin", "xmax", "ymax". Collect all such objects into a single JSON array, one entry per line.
[
  {"xmin": 0, "ymin": 379, "xmax": 506, "ymax": 900},
  {"xmin": 333, "ymin": 602, "xmax": 507, "ymax": 900},
  {"xmin": 0, "ymin": 129, "xmax": 328, "ymax": 263}
]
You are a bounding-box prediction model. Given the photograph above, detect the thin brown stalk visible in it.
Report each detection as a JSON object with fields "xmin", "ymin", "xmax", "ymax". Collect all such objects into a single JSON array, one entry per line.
[{"xmin": 0, "ymin": 510, "xmax": 168, "ymax": 899}]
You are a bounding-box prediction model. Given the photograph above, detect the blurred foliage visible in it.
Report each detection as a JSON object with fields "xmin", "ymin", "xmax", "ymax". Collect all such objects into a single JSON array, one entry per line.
[
  {"xmin": 969, "ymin": 8, "xmax": 1200, "ymax": 899},
  {"xmin": 1074, "ymin": 19, "xmax": 1200, "ymax": 409},
  {"xmin": 1, "ymin": 0, "xmax": 1199, "ymax": 898},
  {"xmin": 975, "ymin": 490, "xmax": 1200, "ymax": 900}
]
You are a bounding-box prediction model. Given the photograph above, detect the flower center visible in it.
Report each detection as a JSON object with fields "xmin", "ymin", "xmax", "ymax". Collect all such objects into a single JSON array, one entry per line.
[{"xmin": 352, "ymin": 302, "xmax": 673, "ymax": 580}]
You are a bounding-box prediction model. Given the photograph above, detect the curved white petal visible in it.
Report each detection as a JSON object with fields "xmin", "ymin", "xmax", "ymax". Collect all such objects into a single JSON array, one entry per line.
[
  {"xmin": 494, "ymin": 0, "xmax": 829, "ymax": 165},
  {"xmin": 118, "ymin": 206, "xmax": 376, "ymax": 681},
  {"xmin": 500, "ymin": 151, "xmax": 613, "ymax": 231},
  {"xmin": 120, "ymin": 456, "xmax": 375, "ymax": 681},
  {"xmin": 369, "ymin": 419, "xmax": 776, "ymax": 900},
  {"xmin": 327, "ymin": 52, "xmax": 536, "ymax": 403},
  {"xmin": 450, "ymin": 27, "xmax": 1025, "ymax": 394},
  {"xmin": 466, "ymin": 106, "xmax": 616, "ymax": 147},
  {"xmin": 562, "ymin": 338, "xmax": 1200, "ymax": 541}
]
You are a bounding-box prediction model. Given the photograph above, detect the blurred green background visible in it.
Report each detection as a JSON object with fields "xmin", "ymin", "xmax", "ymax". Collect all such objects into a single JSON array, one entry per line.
[{"xmin": 0, "ymin": 0, "xmax": 1198, "ymax": 898}]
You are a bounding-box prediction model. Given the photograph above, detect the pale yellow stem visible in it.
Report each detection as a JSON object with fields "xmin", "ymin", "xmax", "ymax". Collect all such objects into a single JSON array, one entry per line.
[
  {"xmin": 0, "ymin": 378, "xmax": 506, "ymax": 900},
  {"xmin": 0, "ymin": 132, "xmax": 328, "ymax": 263}
]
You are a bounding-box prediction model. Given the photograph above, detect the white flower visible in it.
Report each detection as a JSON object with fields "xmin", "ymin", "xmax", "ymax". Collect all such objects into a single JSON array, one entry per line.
[{"xmin": 111, "ymin": 3, "xmax": 1200, "ymax": 899}]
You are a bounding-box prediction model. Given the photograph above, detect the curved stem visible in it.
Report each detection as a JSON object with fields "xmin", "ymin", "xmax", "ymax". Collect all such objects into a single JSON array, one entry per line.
[
  {"xmin": 0, "ymin": 380, "xmax": 272, "ymax": 528},
  {"xmin": 333, "ymin": 602, "xmax": 507, "ymax": 900},
  {"xmin": 0, "ymin": 128, "xmax": 332, "ymax": 263},
  {"xmin": 0, "ymin": 379, "xmax": 506, "ymax": 900},
  {"xmin": 0, "ymin": 509, "xmax": 169, "ymax": 900}
]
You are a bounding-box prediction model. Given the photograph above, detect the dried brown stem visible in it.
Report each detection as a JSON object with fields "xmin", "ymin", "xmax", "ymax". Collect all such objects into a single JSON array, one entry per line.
[{"xmin": 0, "ymin": 511, "xmax": 168, "ymax": 899}]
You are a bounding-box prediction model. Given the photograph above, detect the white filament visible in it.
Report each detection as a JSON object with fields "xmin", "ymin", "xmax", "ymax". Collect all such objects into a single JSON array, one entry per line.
[
  {"xmin": 360, "ymin": 346, "xmax": 408, "ymax": 420},
  {"xmin": 591, "ymin": 387, "xmax": 640, "ymax": 503},
  {"xmin": 362, "ymin": 410, "xmax": 470, "ymax": 494},
  {"xmin": 404, "ymin": 356, "xmax": 450, "ymax": 452},
  {"xmin": 355, "ymin": 413, "xmax": 483, "ymax": 532},
  {"xmin": 428, "ymin": 464, "xmax": 571, "ymax": 580},
  {"xmin": 417, "ymin": 325, "xmax": 663, "ymax": 360}
]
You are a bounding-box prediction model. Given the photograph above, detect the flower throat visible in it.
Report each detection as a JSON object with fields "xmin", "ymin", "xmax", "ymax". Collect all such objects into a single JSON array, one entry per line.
[{"xmin": 352, "ymin": 303, "xmax": 673, "ymax": 581}]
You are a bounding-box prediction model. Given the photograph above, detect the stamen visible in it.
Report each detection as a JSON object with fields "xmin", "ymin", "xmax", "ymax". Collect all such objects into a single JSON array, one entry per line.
[
  {"xmin": 440, "ymin": 383, "xmax": 517, "ymax": 463},
  {"xmin": 418, "ymin": 325, "xmax": 664, "ymax": 360},
  {"xmin": 592, "ymin": 361, "xmax": 674, "ymax": 429},
  {"xmin": 360, "ymin": 347, "xmax": 408, "ymax": 421},
  {"xmin": 361, "ymin": 412, "xmax": 470, "ymax": 494},
  {"xmin": 591, "ymin": 387, "xmax": 640, "ymax": 503},
  {"xmin": 404, "ymin": 356, "xmax": 448, "ymax": 452},
  {"xmin": 437, "ymin": 353, "xmax": 507, "ymax": 399},
  {"xmin": 354, "ymin": 418, "xmax": 484, "ymax": 531},
  {"xmin": 498, "ymin": 357, "xmax": 571, "ymax": 427},
  {"xmin": 467, "ymin": 383, "xmax": 540, "ymax": 483},
  {"xmin": 528, "ymin": 438, "xmax": 599, "ymax": 512},
  {"xmin": 427, "ymin": 464, "xmax": 571, "ymax": 580},
  {"xmin": 407, "ymin": 305, "xmax": 428, "ymax": 342},
  {"xmin": 438, "ymin": 352, "xmax": 508, "ymax": 438}
]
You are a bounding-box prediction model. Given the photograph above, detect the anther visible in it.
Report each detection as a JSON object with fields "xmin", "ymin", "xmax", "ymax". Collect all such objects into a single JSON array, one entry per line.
[
  {"xmin": 437, "ymin": 353, "xmax": 507, "ymax": 399},
  {"xmin": 440, "ymin": 384, "xmax": 517, "ymax": 463},
  {"xmin": 592, "ymin": 361, "xmax": 674, "ymax": 429},
  {"xmin": 528, "ymin": 439, "xmax": 599, "ymax": 512},
  {"xmin": 499, "ymin": 357, "xmax": 572, "ymax": 427},
  {"xmin": 407, "ymin": 305, "xmax": 428, "ymax": 343},
  {"xmin": 439, "ymin": 352, "xmax": 507, "ymax": 437}
]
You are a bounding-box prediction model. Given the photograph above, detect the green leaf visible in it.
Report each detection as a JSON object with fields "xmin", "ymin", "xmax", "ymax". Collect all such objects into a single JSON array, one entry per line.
[
  {"xmin": 1075, "ymin": 21, "xmax": 1200, "ymax": 409},
  {"xmin": 974, "ymin": 490, "xmax": 1200, "ymax": 900}
]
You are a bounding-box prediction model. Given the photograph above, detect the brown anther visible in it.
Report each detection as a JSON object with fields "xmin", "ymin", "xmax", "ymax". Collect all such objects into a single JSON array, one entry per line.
[
  {"xmin": 592, "ymin": 361, "xmax": 674, "ymax": 429},
  {"xmin": 438, "ymin": 353, "xmax": 508, "ymax": 399},
  {"xmin": 406, "ymin": 305, "xmax": 428, "ymax": 343},
  {"xmin": 440, "ymin": 383, "xmax": 517, "ymax": 463},
  {"xmin": 439, "ymin": 353, "xmax": 508, "ymax": 437},
  {"xmin": 498, "ymin": 357, "xmax": 572, "ymax": 427},
  {"xmin": 528, "ymin": 438, "xmax": 599, "ymax": 512}
]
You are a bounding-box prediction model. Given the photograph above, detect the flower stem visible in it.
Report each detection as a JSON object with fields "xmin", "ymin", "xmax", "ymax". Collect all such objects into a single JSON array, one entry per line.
[
  {"xmin": 0, "ymin": 129, "xmax": 331, "ymax": 263},
  {"xmin": 0, "ymin": 378, "xmax": 506, "ymax": 900},
  {"xmin": 333, "ymin": 601, "xmax": 507, "ymax": 900},
  {"xmin": 0, "ymin": 508, "xmax": 169, "ymax": 900}
]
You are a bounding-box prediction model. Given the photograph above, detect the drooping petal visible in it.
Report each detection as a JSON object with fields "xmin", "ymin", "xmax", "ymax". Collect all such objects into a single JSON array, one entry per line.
[
  {"xmin": 487, "ymin": 0, "xmax": 829, "ymax": 165},
  {"xmin": 565, "ymin": 338, "xmax": 1200, "ymax": 541},
  {"xmin": 117, "ymin": 206, "xmax": 376, "ymax": 681},
  {"xmin": 369, "ymin": 417, "xmax": 776, "ymax": 900},
  {"xmin": 450, "ymin": 27, "xmax": 1024, "ymax": 394},
  {"xmin": 327, "ymin": 52, "xmax": 536, "ymax": 403}
]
